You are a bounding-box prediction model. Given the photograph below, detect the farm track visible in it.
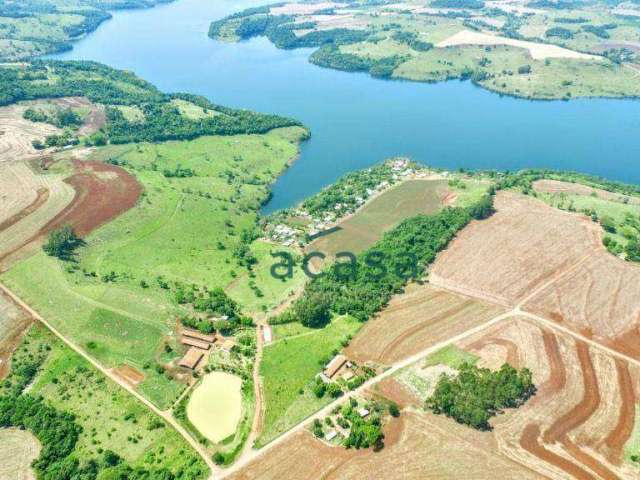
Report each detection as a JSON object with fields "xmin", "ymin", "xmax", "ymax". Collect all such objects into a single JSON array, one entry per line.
[
  {"xmin": 0, "ymin": 187, "xmax": 49, "ymax": 233},
  {"xmin": 0, "ymin": 281, "xmax": 222, "ymax": 477},
  {"xmin": 604, "ymin": 360, "xmax": 636, "ymax": 463}
]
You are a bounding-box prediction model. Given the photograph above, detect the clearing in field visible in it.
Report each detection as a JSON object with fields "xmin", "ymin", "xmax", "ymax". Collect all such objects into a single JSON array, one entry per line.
[
  {"xmin": 0, "ymin": 428, "xmax": 40, "ymax": 480},
  {"xmin": 436, "ymin": 30, "xmax": 601, "ymax": 60},
  {"xmin": 187, "ymin": 372, "xmax": 242, "ymax": 443},
  {"xmin": 430, "ymin": 191, "xmax": 602, "ymax": 306},
  {"xmin": 344, "ymin": 283, "xmax": 504, "ymax": 365},
  {"xmin": 533, "ymin": 179, "xmax": 640, "ymax": 206},
  {"xmin": 307, "ymin": 179, "xmax": 449, "ymax": 259}
]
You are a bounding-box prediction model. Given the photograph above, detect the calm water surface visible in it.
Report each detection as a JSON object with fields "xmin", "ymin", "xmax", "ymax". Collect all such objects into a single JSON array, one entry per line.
[{"xmin": 51, "ymin": 0, "xmax": 640, "ymax": 213}]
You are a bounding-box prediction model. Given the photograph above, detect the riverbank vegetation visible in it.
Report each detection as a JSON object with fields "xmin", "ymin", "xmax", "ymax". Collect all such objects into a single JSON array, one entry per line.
[
  {"xmin": 0, "ymin": 61, "xmax": 301, "ymax": 144},
  {"xmin": 0, "ymin": 0, "xmax": 174, "ymax": 61},
  {"xmin": 209, "ymin": 1, "xmax": 640, "ymax": 99}
]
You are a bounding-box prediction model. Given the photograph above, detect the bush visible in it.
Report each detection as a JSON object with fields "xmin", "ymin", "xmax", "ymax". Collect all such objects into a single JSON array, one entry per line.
[{"xmin": 42, "ymin": 225, "xmax": 83, "ymax": 260}]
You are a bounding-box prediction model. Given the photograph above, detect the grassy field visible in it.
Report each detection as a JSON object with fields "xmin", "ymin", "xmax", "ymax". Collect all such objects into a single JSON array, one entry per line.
[
  {"xmin": 210, "ymin": 0, "xmax": 640, "ymax": 100},
  {"xmin": 8, "ymin": 325, "xmax": 208, "ymax": 477},
  {"xmin": 423, "ymin": 345, "xmax": 479, "ymax": 369},
  {"xmin": 0, "ymin": 1, "xmax": 170, "ymax": 61},
  {"xmin": 257, "ymin": 315, "xmax": 361, "ymax": 446},
  {"xmin": 2, "ymin": 127, "xmax": 306, "ymax": 408},
  {"xmin": 226, "ymin": 240, "xmax": 307, "ymax": 315}
]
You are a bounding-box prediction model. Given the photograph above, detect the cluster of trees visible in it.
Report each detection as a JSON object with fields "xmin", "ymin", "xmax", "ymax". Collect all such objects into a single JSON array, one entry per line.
[
  {"xmin": 0, "ymin": 61, "xmax": 301, "ymax": 144},
  {"xmin": 163, "ymin": 164, "xmax": 196, "ymax": 178},
  {"xmin": 432, "ymin": 0, "xmax": 485, "ymax": 8},
  {"xmin": 283, "ymin": 193, "xmax": 494, "ymax": 327},
  {"xmin": 340, "ymin": 400, "xmax": 384, "ymax": 450},
  {"xmin": 24, "ymin": 106, "xmax": 83, "ymax": 128},
  {"xmin": 426, "ymin": 362, "xmax": 536, "ymax": 430},
  {"xmin": 175, "ymin": 285, "xmax": 252, "ymax": 334},
  {"xmin": 391, "ymin": 31, "xmax": 433, "ymax": 52},
  {"xmin": 310, "ymin": 45, "xmax": 407, "ymax": 79},
  {"xmin": 211, "ymin": 10, "xmax": 369, "ymax": 50},
  {"xmin": 545, "ymin": 26, "xmax": 574, "ymax": 39},
  {"xmin": 581, "ymin": 24, "xmax": 617, "ymax": 39},
  {"xmin": 42, "ymin": 225, "xmax": 83, "ymax": 260}
]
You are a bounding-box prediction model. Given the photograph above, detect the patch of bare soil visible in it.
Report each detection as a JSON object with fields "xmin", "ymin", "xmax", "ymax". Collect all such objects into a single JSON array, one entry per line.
[
  {"xmin": 344, "ymin": 283, "xmax": 504, "ymax": 365},
  {"xmin": 111, "ymin": 364, "xmax": 145, "ymax": 387},
  {"xmin": 455, "ymin": 317, "xmax": 640, "ymax": 479},
  {"xmin": 0, "ymin": 289, "xmax": 33, "ymax": 379},
  {"xmin": 533, "ymin": 179, "xmax": 640, "ymax": 205},
  {"xmin": 0, "ymin": 104, "xmax": 61, "ymax": 162},
  {"xmin": 430, "ymin": 191, "xmax": 602, "ymax": 306}
]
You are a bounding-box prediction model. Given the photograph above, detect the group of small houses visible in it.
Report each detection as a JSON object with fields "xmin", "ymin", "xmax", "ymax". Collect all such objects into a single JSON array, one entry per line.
[
  {"xmin": 177, "ymin": 329, "xmax": 236, "ymax": 370},
  {"xmin": 268, "ymin": 159, "xmax": 437, "ymax": 246}
]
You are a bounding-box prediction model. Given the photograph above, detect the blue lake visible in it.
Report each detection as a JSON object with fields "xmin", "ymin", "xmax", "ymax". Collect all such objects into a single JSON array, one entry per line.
[{"xmin": 51, "ymin": 0, "xmax": 640, "ymax": 213}]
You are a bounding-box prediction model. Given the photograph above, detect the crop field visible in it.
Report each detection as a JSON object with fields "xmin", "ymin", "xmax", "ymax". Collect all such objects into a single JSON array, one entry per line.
[
  {"xmin": 436, "ymin": 30, "xmax": 599, "ymax": 60},
  {"xmin": 307, "ymin": 179, "xmax": 448, "ymax": 259},
  {"xmin": 0, "ymin": 161, "xmax": 75, "ymax": 268},
  {"xmin": 258, "ymin": 315, "xmax": 361, "ymax": 446},
  {"xmin": 524, "ymin": 251, "xmax": 640, "ymax": 360},
  {"xmin": 344, "ymin": 283, "xmax": 504, "ymax": 365},
  {"xmin": 229, "ymin": 408, "xmax": 540, "ymax": 480},
  {"xmin": 430, "ymin": 191, "xmax": 602, "ymax": 306},
  {"xmin": 9, "ymin": 325, "xmax": 208, "ymax": 477},
  {"xmin": 0, "ymin": 104, "xmax": 61, "ymax": 162},
  {"xmin": 452, "ymin": 317, "xmax": 640, "ymax": 479},
  {"xmin": 0, "ymin": 428, "xmax": 40, "ymax": 480}
]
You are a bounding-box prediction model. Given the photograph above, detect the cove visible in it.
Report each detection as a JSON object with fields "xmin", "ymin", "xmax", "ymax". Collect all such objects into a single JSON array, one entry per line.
[{"xmin": 50, "ymin": 0, "xmax": 640, "ymax": 214}]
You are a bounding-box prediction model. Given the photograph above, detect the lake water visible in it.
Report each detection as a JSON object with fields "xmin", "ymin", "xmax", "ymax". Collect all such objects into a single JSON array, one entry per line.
[{"xmin": 51, "ymin": 0, "xmax": 640, "ymax": 213}]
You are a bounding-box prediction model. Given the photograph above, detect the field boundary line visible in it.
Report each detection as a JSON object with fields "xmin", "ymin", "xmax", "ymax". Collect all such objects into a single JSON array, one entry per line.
[
  {"xmin": 0, "ymin": 280, "xmax": 221, "ymax": 478},
  {"xmin": 219, "ymin": 309, "xmax": 518, "ymax": 478}
]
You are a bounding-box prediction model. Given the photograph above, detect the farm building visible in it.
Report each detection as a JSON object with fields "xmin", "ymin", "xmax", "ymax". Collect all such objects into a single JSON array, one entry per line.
[
  {"xmin": 219, "ymin": 338, "xmax": 236, "ymax": 352},
  {"xmin": 183, "ymin": 329, "xmax": 216, "ymax": 344},
  {"xmin": 324, "ymin": 354, "xmax": 347, "ymax": 379},
  {"xmin": 358, "ymin": 408, "xmax": 370, "ymax": 418},
  {"xmin": 178, "ymin": 348, "xmax": 204, "ymax": 370},
  {"xmin": 180, "ymin": 337, "xmax": 211, "ymax": 350}
]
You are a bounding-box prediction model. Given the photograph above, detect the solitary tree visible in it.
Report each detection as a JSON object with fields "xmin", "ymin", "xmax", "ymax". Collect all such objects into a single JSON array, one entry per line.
[{"xmin": 42, "ymin": 225, "xmax": 82, "ymax": 259}]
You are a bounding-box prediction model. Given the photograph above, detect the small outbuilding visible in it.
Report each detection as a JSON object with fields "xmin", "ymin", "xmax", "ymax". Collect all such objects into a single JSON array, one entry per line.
[{"xmin": 324, "ymin": 354, "xmax": 347, "ymax": 379}]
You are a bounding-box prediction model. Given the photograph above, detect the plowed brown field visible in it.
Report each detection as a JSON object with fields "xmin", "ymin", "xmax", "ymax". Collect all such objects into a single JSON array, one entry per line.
[
  {"xmin": 228, "ymin": 410, "xmax": 541, "ymax": 480},
  {"xmin": 456, "ymin": 318, "xmax": 640, "ymax": 479},
  {"xmin": 430, "ymin": 191, "xmax": 602, "ymax": 306},
  {"xmin": 344, "ymin": 283, "xmax": 505, "ymax": 365},
  {"xmin": 0, "ymin": 289, "xmax": 33, "ymax": 379}
]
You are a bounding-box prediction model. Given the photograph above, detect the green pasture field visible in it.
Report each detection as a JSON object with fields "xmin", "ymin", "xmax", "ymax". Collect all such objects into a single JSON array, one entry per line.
[
  {"xmin": 257, "ymin": 314, "xmax": 361, "ymax": 446},
  {"xmin": 2, "ymin": 127, "xmax": 306, "ymax": 408},
  {"xmin": 8, "ymin": 325, "xmax": 208, "ymax": 477},
  {"xmin": 423, "ymin": 345, "xmax": 479, "ymax": 369},
  {"xmin": 225, "ymin": 240, "xmax": 307, "ymax": 315}
]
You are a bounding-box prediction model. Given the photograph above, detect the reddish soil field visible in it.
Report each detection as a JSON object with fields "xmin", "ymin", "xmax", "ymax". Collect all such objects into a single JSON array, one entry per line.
[
  {"xmin": 111, "ymin": 365, "xmax": 145, "ymax": 387},
  {"xmin": 44, "ymin": 160, "xmax": 142, "ymax": 237},
  {"xmin": 430, "ymin": 191, "xmax": 601, "ymax": 306},
  {"xmin": 0, "ymin": 290, "xmax": 33, "ymax": 379},
  {"xmin": 344, "ymin": 283, "xmax": 505, "ymax": 365},
  {"xmin": 524, "ymin": 251, "xmax": 640, "ymax": 360},
  {"xmin": 455, "ymin": 318, "xmax": 640, "ymax": 479}
]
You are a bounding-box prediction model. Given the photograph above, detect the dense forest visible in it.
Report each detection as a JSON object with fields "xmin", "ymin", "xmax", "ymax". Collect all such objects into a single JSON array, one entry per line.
[{"xmin": 0, "ymin": 61, "xmax": 301, "ymax": 144}]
